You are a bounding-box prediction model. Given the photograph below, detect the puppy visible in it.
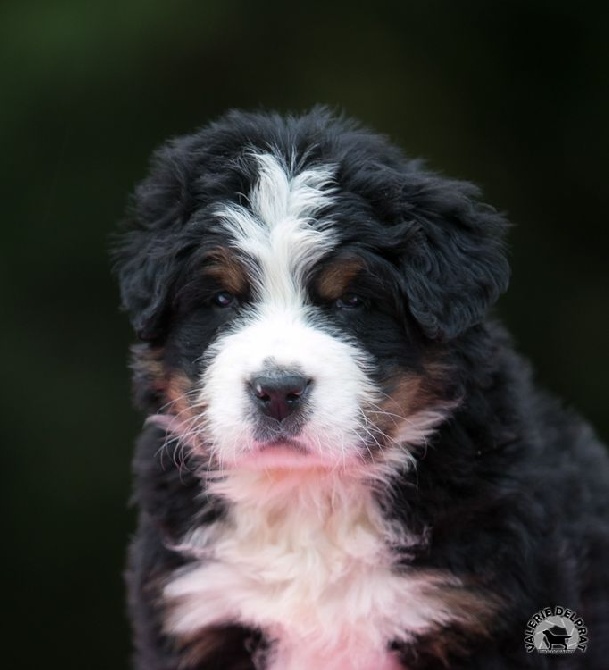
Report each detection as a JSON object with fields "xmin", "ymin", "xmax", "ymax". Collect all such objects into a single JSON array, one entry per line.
[{"xmin": 115, "ymin": 109, "xmax": 609, "ymax": 669}]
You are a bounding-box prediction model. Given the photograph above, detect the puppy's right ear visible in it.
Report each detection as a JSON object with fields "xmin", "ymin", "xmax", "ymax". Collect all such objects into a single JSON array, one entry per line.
[{"xmin": 112, "ymin": 142, "xmax": 194, "ymax": 342}]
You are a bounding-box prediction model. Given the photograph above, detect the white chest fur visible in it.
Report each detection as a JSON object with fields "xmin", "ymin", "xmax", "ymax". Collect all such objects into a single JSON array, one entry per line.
[{"xmin": 163, "ymin": 470, "xmax": 463, "ymax": 670}]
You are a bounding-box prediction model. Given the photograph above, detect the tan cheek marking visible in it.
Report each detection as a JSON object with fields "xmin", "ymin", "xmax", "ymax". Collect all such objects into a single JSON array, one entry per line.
[
  {"xmin": 204, "ymin": 247, "xmax": 249, "ymax": 296},
  {"xmin": 131, "ymin": 344, "xmax": 200, "ymax": 417},
  {"xmin": 370, "ymin": 374, "xmax": 428, "ymax": 439},
  {"xmin": 131, "ymin": 344, "xmax": 166, "ymax": 390},
  {"xmin": 165, "ymin": 371, "xmax": 200, "ymax": 423},
  {"xmin": 316, "ymin": 257, "xmax": 364, "ymax": 302},
  {"xmin": 366, "ymin": 363, "xmax": 451, "ymax": 448}
]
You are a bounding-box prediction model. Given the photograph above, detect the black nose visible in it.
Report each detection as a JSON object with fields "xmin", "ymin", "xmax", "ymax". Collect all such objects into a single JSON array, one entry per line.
[{"xmin": 249, "ymin": 374, "xmax": 311, "ymax": 422}]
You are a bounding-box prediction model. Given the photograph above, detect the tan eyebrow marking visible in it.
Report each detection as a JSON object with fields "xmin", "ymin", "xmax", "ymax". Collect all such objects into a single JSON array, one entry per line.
[
  {"xmin": 315, "ymin": 256, "xmax": 364, "ymax": 301},
  {"xmin": 203, "ymin": 247, "xmax": 249, "ymax": 296}
]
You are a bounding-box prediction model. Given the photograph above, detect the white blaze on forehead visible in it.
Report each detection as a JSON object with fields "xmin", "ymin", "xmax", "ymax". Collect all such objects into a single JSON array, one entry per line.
[
  {"xmin": 216, "ymin": 152, "xmax": 336, "ymax": 306},
  {"xmin": 203, "ymin": 152, "xmax": 381, "ymax": 468}
]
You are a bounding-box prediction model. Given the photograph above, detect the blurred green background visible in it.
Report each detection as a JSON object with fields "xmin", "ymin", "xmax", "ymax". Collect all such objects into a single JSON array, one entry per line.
[{"xmin": 2, "ymin": 0, "xmax": 607, "ymax": 667}]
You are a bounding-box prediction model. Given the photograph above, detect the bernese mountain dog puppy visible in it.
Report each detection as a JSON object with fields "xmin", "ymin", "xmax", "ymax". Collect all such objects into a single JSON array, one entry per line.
[{"xmin": 114, "ymin": 109, "xmax": 609, "ymax": 669}]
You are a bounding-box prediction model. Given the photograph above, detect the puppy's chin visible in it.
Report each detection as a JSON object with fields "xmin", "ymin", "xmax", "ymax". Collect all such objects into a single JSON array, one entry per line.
[{"xmin": 229, "ymin": 440, "xmax": 358, "ymax": 472}]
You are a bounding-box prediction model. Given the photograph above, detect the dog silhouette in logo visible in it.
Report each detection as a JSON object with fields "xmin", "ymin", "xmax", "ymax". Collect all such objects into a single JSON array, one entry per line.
[{"xmin": 541, "ymin": 625, "xmax": 571, "ymax": 650}]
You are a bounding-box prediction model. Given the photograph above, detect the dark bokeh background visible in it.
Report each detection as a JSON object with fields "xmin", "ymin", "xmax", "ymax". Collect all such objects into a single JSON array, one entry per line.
[{"xmin": 2, "ymin": 1, "xmax": 607, "ymax": 667}]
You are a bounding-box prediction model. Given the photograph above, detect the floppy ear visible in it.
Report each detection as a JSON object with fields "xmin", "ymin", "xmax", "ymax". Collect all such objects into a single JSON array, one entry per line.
[
  {"xmin": 113, "ymin": 228, "xmax": 177, "ymax": 342},
  {"xmin": 113, "ymin": 141, "xmax": 195, "ymax": 342},
  {"xmin": 398, "ymin": 172, "xmax": 510, "ymax": 341}
]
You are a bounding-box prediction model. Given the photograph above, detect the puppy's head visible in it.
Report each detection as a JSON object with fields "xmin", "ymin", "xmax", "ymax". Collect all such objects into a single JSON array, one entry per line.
[{"xmin": 115, "ymin": 109, "xmax": 509, "ymax": 473}]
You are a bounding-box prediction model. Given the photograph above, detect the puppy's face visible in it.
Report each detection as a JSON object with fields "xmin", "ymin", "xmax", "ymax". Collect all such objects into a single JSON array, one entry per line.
[
  {"xmin": 117, "ymin": 111, "xmax": 509, "ymax": 473},
  {"xmin": 161, "ymin": 154, "xmax": 434, "ymax": 471}
]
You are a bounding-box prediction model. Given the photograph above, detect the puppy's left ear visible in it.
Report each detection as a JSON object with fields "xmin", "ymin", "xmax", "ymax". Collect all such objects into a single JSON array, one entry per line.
[
  {"xmin": 398, "ymin": 172, "xmax": 510, "ymax": 341},
  {"xmin": 112, "ymin": 137, "xmax": 196, "ymax": 342}
]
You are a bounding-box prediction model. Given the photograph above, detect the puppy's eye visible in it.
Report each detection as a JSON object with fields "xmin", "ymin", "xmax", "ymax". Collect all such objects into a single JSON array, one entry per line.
[
  {"xmin": 334, "ymin": 293, "xmax": 365, "ymax": 310},
  {"xmin": 212, "ymin": 291, "xmax": 236, "ymax": 308}
]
